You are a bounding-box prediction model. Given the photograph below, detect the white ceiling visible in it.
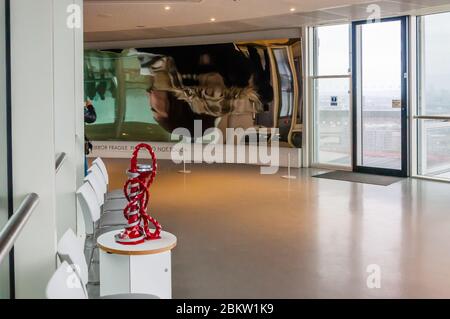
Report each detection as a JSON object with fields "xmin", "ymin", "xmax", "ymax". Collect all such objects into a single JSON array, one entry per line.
[
  {"xmin": 85, "ymin": 0, "xmax": 375, "ymax": 32},
  {"xmin": 84, "ymin": 0, "xmax": 450, "ymax": 44}
]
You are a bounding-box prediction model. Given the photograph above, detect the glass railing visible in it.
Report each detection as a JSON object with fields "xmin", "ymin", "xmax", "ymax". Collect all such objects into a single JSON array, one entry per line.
[
  {"xmin": 416, "ymin": 116, "xmax": 450, "ymax": 180},
  {"xmin": 312, "ymin": 77, "xmax": 352, "ymax": 167}
]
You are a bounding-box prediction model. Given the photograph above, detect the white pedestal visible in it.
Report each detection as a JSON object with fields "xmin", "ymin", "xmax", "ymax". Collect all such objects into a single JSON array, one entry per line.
[
  {"xmin": 178, "ymin": 160, "xmax": 191, "ymax": 174},
  {"xmin": 281, "ymin": 153, "xmax": 297, "ymax": 180},
  {"xmin": 97, "ymin": 230, "xmax": 177, "ymax": 299},
  {"xmin": 281, "ymin": 175, "xmax": 297, "ymax": 180}
]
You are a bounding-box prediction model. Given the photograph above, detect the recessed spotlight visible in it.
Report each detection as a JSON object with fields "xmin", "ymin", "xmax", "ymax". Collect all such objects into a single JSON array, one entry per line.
[
  {"xmin": 290, "ymin": 8, "xmax": 296, "ymax": 12},
  {"xmin": 210, "ymin": 18, "xmax": 216, "ymax": 22},
  {"xmin": 164, "ymin": 6, "xmax": 171, "ymax": 11}
]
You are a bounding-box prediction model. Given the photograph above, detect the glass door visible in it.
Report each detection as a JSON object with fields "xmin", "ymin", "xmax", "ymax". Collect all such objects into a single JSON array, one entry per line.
[
  {"xmin": 352, "ymin": 17, "xmax": 408, "ymax": 177},
  {"xmin": 0, "ymin": 0, "xmax": 11, "ymax": 299}
]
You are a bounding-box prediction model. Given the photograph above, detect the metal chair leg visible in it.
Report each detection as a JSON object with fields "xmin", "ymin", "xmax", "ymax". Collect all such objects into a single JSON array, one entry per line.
[{"xmin": 87, "ymin": 223, "xmax": 101, "ymax": 285}]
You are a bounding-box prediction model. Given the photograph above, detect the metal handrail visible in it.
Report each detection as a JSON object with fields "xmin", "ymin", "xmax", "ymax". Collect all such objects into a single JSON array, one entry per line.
[
  {"xmin": 310, "ymin": 74, "xmax": 352, "ymax": 80},
  {"xmin": 414, "ymin": 115, "xmax": 450, "ymax": 121},
  {"xmin": 55, "ymin": 152, "xmax": 67, "ymax": 173},
  {"xmin": 0, "ymin": 193, "xmax": 40, "ymax": 263}
]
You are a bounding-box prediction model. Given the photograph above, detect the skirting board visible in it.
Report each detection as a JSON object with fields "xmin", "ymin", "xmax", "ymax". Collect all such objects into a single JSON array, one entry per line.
[{"xmin": 88, "ymin": 141, "xmax": 302, "ymax": 168}]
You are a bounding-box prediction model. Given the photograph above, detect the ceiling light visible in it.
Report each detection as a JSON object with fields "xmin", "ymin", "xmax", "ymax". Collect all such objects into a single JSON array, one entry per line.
[
  {"xmin": 164, "ymin": 6, "xmax": 171, "ymax": 10},
  {"xmin": 210, "ymin": 18, "xmax": 216, "ymax": 22},
  {"xmin": 290, "ymin": 8, "xmax": 296, "ymax": 12}
]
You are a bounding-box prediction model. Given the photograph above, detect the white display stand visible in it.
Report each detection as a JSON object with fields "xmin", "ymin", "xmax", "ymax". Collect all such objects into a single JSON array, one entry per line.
[
  {"xmin": 282, "ymin": 154, "xmax": 297, "ymax": 180},
  {"xmin": 97, "ymin": 230, "xmax": 177, "ymax": 299},
  {"xmin": 178, "ymin": 158, "xmax": 192, "ymax": 174}
]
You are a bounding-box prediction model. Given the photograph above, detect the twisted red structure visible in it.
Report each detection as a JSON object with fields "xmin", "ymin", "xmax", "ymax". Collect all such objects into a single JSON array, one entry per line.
[{"xmin": 115, "ymin": 143, "xmax": 162, "ymax": 245}]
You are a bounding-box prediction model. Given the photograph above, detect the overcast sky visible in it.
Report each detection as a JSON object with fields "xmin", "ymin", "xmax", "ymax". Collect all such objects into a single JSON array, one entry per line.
[{"xmin": 317, "ymin": 12, "xmax": 450, "ymax": 99}]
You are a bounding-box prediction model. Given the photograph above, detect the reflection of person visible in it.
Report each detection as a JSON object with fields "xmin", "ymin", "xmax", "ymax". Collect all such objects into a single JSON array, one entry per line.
[
  {"xmin": 142, "ymin": 44, "xmax": 273, "ymax": 139},
  {"xmin": 149, "ymin": 90, "xmax": 216, "ymax": 138},
  {"xmin": 84, "ymin": 100, "xmax": 97, "ymax": 175},
  {"xmin": 85, "ymin": 99, "xmax": 97, "ymax": 124}
]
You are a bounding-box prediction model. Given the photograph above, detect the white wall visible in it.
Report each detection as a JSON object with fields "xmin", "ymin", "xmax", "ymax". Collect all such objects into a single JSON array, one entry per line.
[
  {"xmin": 10, "ymin": 0, "xmax": 57, "ymax": 299},
  {"xmin": 53, "ymin": 0, "xmax": 84, "ymax": 241},
  {"xmin": 10, "ymin": 0, "xmax": 84, "ymax": 298},
  {"xmin": 54, "ymin": 0, "xmax": 77, "ymax": 240},
  {"xmin": 74, "ymin": 0, "xmax": 85, "ymax": 240},
  {"xmin": 89, "ymin": 141, "xmax": 303, "ymax": 168}
]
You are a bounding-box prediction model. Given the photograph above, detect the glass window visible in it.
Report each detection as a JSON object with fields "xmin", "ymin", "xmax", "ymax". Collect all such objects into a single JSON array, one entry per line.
[
  {"xmin": 0, "ymin": 0, "xmax": 10, "ymax": 299},
  {"xmin": 417, "ymin": 12, "xmax": 450, "ymax": 179},
  {"xmin": 312, "ymin": 24, "xmax": 351, "ymax": 167},
  {"xmin": 419, "ymin": 12, "xmax": 450, "ymax": 116},
  {"xmin": 314, "ymin": 24, "xmax": 350, "ymax": 76},
  {"xmin": 313, "ymin": 78, "xmax": 351, "ymax": 166},
  {"xmin": 418, "ymin": 120, "xmax": 450, "ymax": 177}
]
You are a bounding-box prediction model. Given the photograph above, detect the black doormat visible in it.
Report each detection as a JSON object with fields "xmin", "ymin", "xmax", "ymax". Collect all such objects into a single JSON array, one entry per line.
[{"xmin": 313, "ymin": 171, "xmax": 404, "ymax": 186}]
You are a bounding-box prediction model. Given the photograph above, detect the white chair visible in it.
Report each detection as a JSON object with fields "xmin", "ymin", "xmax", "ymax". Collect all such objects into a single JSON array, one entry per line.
[
  {"xmin": 76, "ymin": 182, "xmax": 128, "ymax": 271},
  {"xmin": 46, "ymin": 261, "xmax": 159, "ymax": 299},
  {"xmin": 77, "ymin": 182, "xmax": 128, "ymax": 234},
  {"xmin": 77, "ymin": 182, "xmax": 100, "ymax": 236},
  {"xmin": 46, "ymin": 261, "xmax": 88, "ymax": 299},
  {"xmin": 86, "ymin": 165, "xmax": 128, "ymax": 212},
  {"xmin": 56, "ymin": 229, "xmax": 159, "ymax": 300},
  {"xmin": 92, "ymin": 157, "xmax": 126, "ymax": 200},
  {"xmin": 57, "ymin": 229, "xmax": 89, "ymax": 289},
  {"xmin": 84, "ymin": 170, "xmax": 105, "ymax": 207},
  {"xmin": 92, "ymin": 158, "xmax": 109, "ymax": 185}
]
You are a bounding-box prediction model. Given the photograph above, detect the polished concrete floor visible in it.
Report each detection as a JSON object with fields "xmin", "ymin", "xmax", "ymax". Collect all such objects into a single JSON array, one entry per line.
[{"xmin": 100, "ymin": 159, "xmax": 450, "ymax": 299}]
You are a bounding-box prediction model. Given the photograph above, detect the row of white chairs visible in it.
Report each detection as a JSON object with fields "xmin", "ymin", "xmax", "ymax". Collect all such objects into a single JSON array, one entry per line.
[
  {"xmin": 46, "ymin": 229, "xmax": 158, "ymax": 299},
  {"xmin": 77, "ymin": 159, "xmax": 130, "ymax": 269},
  {"xmin": 46, "ymin": 158, "xmax": 159, "ymax": 299}
]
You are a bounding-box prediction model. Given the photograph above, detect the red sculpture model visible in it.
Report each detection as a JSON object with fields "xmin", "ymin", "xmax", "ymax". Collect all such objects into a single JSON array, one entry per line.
[{"xmin": 115, "ymin": 143, "xmax": 162, "ymax": 245}]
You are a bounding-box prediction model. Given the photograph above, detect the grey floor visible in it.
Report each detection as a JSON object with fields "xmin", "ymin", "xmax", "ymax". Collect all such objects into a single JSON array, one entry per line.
[{"xmin": 92, "ymin": 159, "xmax": 450, "ymax": 299}]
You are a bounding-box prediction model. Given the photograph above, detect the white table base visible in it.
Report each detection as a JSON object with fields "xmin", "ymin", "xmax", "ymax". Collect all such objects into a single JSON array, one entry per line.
[{"xmin": 100, "ymin": 250, "xmax": 172, "ymax": 299}]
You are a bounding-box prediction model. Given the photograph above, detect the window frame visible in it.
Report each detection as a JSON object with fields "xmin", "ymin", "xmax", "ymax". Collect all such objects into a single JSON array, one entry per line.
[
  {"xmin": 414, "ymin": 12, "xmax": 450, "ymax": 181},
  {"xmin": 310, "ymin": 23, "xmax": 353, "ymax": 170}
]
